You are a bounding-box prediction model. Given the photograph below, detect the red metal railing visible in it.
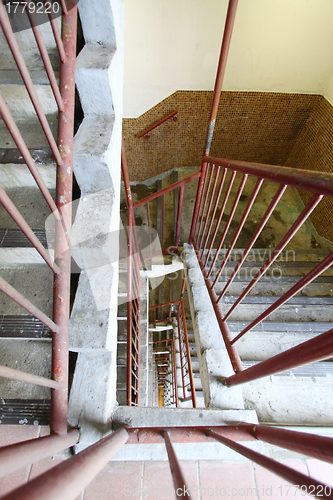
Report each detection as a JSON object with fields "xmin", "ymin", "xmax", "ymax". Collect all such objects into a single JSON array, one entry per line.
[
  {"xmin": 3, "ymin": 424, "xmax": 333, "ymax": 500},
  {"xmin": 133, "ymin": 170, "xmax": 200, "ymax": 254},
  {"xmin": 0, "ymin": 1, "xmax": 77, "ymax": 433},
  {"xmin": 188, "ymin": 158, "xmax": 333, "ymax": 383},
  {"xmin": 153, "ymin": 338, "xmax": 178, "ymax": 407},
  {"xmin": 149, "ymin": 297, "xmax": 197, "ymax": 408},
  {"xmin": 121, "ymin": 141, "xmax": 142, "ymax": 405},
  {"xmin": 137, "ymin": 110, "xmax": 178, "ymax": 139}
]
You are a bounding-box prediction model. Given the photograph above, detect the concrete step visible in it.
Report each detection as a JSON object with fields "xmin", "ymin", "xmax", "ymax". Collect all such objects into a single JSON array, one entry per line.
[
  {"xmin": 0, "ymin": 338, "xmax": 51, "ymax": 399},
  {"xmin": 0, "ymin": 84, "xmax": 58, "ymax": 117},
  {"xmin": 214, "ymin": 275, "xmax": 333, "ymax": 297},
  {"xmin": 242, "ymin": 362, "xmax": 333, "ymax": 425},
  {"xmin": 0, "ymin": 264, "xmax": 53, "ymax": 316},
  {"xmin": 229, "ymin": 321, "xmax": 332, "ymax": 361},
  {"xmin": 203, "ymin": 248, "xmax": 329, "ymax": 263},
  {"xmin": 207, "ymin": 259, "xmax": 333, "ymax": 277},
  {"xmin": 221, "ymin": 295, "xmax": 333, "ymax": 322},
  {"xmin": 0, "ymin": 115, "xmax": 58, "ymax": 150}
]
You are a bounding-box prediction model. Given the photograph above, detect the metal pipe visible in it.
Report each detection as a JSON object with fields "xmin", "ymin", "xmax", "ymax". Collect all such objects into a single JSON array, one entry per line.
[
  {"xmin": 200, "ymin": 167, "xmax": 227, "ymax": 258},
  {"xmin": 134, "ymin": 171, "xmax": 201, "ymax": 208},
  {"xmin": 219, "ymin": 183, "xmax": 287, "ymax": 297},
  {"xmin": 204, "ymin": 0, "xmax": 239, "ymax": 155},
  {"xmin": 204, "ymin": 156, "xmax": 333, "ymax": 198},
  {"xmin": 224, "ymin": 194, "xmax": 323, "ymax": 324},
  {"xmin": 127, "ymin": 210, "xmax": 133, "ymax": 406},
  {"xmin": 0, "ymin": 92, "xmax": 60, "ymax": 218},
  {"xmin": 210, "ymin": 173, "xmax": 248, "ymax": 283},
  {"xmin": 172, "ymin": 339, "xmax": 179, "ymax": 407},
  {"xmin": 0, "ymin": 2, "xmax": 63, "ymax": 166},
  {"xmin": 225, "ymin": 327, "xmax": 333, "ymax": 386},
  {"xmin": 196, "ymin": 165, "xmax": 215, "ymax": 244},
  {"xmin": 192, "ymin": 241, "xmax": 243, "ymax": 373},
  {"xmin": 235, "ymin": 248, "xmax": 333, "ymax": 338},
  {"xmin": 27, "ymin": 11, "xmax": 64, "ymax": 111},
  {"xmin": 0, "ymin": 429, "xmax": 79, "ymax": 479},
  {"xmin": 48, "ymin": 9, "xmax": 66, "ymax": 62},
  {"xmin": 205, "ymin": 429, "xmax": 332, "ymax": 497},
  {"xmin": 2, "ymin": 427, "xmax": 129, "ymax": 500},
  {"xmin": 60, "ymin": 0, "xmax": 68, "ymax": 15},
  {"xmin": 205, "ymin": 170, "xmax": 236, "ymax": 268},
  {"xmin": 174, "ymin": 186, "xmax": 185, "ymax": 249},
  {"xmin": 163, "ymin": 431, "xmax": 192, "ymax": 499},
  {"xmin": 0, "ymin": 186, "xmax": 59, "ymax": 273},
  {"xmin": 249, "ymin": 424, "xmax": 333, "ymax": 465},
  {"xmin": 51, "ymin": 4, "xmax": 77, "ymax": 436},
  {"xmin": 198, "ymin": 165, "xmax": 221, "ymax": 251},
  {"xmin": 189, "ymin": 163, "xmax": 208, "ymax": 243},
  {"xmin": 180, "ymin": 298, "xmax": 197, "ymax": 408},
  {"xmin": 0, "ymin": 365, "xmax": 60, "ymax": 390},
  {"xmin": 137, "ymin": 111, "xmax": 178, "ymax": 138},
  {"xmin": 0, "ymin": 275, "xmax": 57, "ymax": 332},
  {"xmin": 214, "ymin": 177, "xmax": 263, "ymax": 294}
]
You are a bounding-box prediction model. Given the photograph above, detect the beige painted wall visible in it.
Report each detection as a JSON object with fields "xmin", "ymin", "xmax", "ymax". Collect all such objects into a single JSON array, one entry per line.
[{"xmin": 124, "ymin": 0, "xmax": 333, "ymax": 117}]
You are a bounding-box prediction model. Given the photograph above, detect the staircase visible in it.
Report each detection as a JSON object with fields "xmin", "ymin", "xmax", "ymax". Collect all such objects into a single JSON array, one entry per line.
[{"xmin": 0, "ymin": 15, "xmax": 60, "ymax": 426}]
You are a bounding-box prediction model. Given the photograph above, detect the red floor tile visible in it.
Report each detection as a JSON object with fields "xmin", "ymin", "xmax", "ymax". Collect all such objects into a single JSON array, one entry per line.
[
  {"xmin": 199, "ymin": 460, "xmax": 257, "ymax": 500},
  {"xmin": 0, "ymin": 425, "xmax": 40, "ymax": 496},
  {"xmin": 143, "ymin": 461, "xmax": 199, "ymax": 500},
  {"xmin": 254, "ymin": 459, "xmax": 313, "ymax": 500},
  {"xmin": 84, "ymin": 461, "xmax": 143, "ymax": 500}
]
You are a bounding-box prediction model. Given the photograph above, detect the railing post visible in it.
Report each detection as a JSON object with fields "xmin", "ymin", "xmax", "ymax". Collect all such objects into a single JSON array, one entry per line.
[
  {"xmin": 163, "ymin": 431, "xmax": 192, "ymax": 499},
  {"xmin": 51, "ymin": 2, "xmax": 77, "ymax": 436},
  {"xmin": 204, "ymin": 0, "xmax": 239, "ymax": 156},
  {"xmin": 225, "ymin": 327, "xmax": 333, "ymax": 386},
  {"xmin": 2, "ymin": 428, "xmax": 129, "ymax": 500}
]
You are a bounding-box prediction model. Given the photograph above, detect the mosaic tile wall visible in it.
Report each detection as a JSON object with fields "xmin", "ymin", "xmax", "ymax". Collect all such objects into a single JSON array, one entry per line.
[
  {"xmin": 286, "ymin": 97, "xmax": 333, "ymax": 242},
  {"xmin": 123, "ymin": 91, "xmax": 333, "ymax": 241}
]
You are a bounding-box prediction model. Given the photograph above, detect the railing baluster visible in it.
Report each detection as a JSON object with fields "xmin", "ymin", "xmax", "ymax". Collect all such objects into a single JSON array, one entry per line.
[
  {"xmin": 225, "ymin": 327, "xmax": 333, "ymax": 386},
  {"xmin": 249, "ymin": 424, "xmax": 333, "ymax": 464},
  {"xmin": 219, "ymin": 183, "xmax": 287, "ymax": 298},
  {"xmin": 204, "ymin": 170, "xmax": 236, "ymax": 268},
  {"xmin": 163, "ymin": 431, "xmax": 192, "ymax": 499},
  {"xmin": 189, "ymin": 163, "xmax": 208, "ymax": 243},
  {"xmin": 60, "ymin": 0, "xmax": 69, "ymax": 15},
  {"xmin": 0, "ymin": 93, "xmax": 60, "ymax": 217},
  {"xmin": 51, "ymin": 4, "xmax": 77, "ymax": 435},
  {"xmin": 0, "ymin": 186, "xmax": 59, "ymax": 273},
  {"xmin": 0, "ymin": 2, "xmax": 63, "ymax": 166},
  {"xmin": 214, "ymin": 177, "xmax": 263, "ymax": 292},
  {"xmin": 198, "ymin": 165, "xmax": 221, "ymax": 251},
  {"xmin": 180, "ymin": 298, "xmax": 197, "ymax": 408},
  {"xmin": 174, "ymin": 185, "xmax": 185, "ymax": 249},
  {"xmin": 27, "ymin": 11, "xmax": 64, "ymax": 111},
  {"xmin": 162, "ymin": 193, "xmax": 165, "ymax": 249},
  {"xmin": 1, "ymin": 427, "xmax": 129, "ymax": 500},
  {"xmin": 0, "ymin": 365, "xmax": 60, "ymax": 389},
  {"xmin": 196, "ymin": 165, "xmax": 215, "ymax": 243},
  {"xmin": 0, "ymin": 430, "xmax": 79, "ymax": 479},
  {"xmin": 208, "ymin": 172, "xmax": 247, "ymax": 277},
  {"xmin": 223, "ymin": 194, "xmax": 323, "ymax": 322},
  {"xmin": 48, "ymin": 9, "xmax": 66, "ymax": 62},
  {"xmin": 204, "ymin": 429, "xmax": 332, "ymax": 497},
  {"xmin": 232, "ymin": 248, "xmax": 333, "ymax": 342},
  {"xmin": 0, "ymin": 275, "xmax": 57, "ymax": 332},
  {"xmin": 200, "ymin": 167, "xmax": 227, "ymax": 259}
]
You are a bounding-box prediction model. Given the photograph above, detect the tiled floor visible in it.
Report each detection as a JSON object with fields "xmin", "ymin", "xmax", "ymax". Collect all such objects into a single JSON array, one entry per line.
[{"xmin": 1, "ymin": 427, "xmax": 333, "ymax": 500}]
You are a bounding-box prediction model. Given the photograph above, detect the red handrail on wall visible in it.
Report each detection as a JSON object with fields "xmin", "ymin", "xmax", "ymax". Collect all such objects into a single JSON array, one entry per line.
[{"xmin": 137, "ymin": 110, "xmax": 178, "ymax": 138}]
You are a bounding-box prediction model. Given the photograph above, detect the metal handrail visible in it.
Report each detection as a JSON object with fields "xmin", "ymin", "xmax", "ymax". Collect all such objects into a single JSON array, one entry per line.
[
  {"xmin": 3, "ymin": 424, "xmax": 333, "ymax": 500},
  {"xmin": 0, "ymin": 1, "xmax": 77, "ymax": 434},
  {"xmin": 137, "ymin": 110, "xmax": 178, "ymax": 138}
]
